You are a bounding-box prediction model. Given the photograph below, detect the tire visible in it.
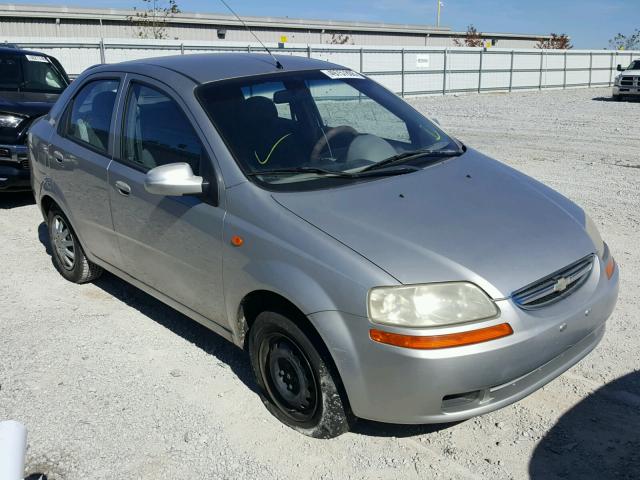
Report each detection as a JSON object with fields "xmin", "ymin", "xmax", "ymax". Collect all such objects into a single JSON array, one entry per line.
[
  {"xmin": 613, "ymin": 94, "xmax": 622, "ymax": 101},
  {"xmin": 248, "ymin": 311, "xmax": 353, "ymax": 438},
  {"xmin": 47, "ymin": 207, "xmax": 103, "ymax": 284}
]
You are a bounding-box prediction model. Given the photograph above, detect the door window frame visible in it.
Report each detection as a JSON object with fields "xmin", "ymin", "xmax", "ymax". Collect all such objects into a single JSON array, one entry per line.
[
  {"xmin": 57, "ymin": 74, "xmax": 123, "ymax": 158},
  {"xmin": 112, "ymin": 73, "xmax": 220, "ymax": 206}
]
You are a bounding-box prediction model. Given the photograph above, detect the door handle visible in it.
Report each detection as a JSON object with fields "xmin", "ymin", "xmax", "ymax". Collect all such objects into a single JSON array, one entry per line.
[
  {"xmin": 52, "ymin": 151, "xmax": 64, "ymax": 163},
  {"xmin": 115, "ymin": 180, "xmax": 131, "ymax": 196}
]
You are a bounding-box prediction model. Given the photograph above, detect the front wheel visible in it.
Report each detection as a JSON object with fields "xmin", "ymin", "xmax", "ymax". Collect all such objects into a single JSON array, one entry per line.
[
  {"xmin": 613, "ymin": 94, "xmax": 622, "ymax": 101},
  {"xmin": 248, "ymin": 311, "xmax": 353, "ymax": 438}
]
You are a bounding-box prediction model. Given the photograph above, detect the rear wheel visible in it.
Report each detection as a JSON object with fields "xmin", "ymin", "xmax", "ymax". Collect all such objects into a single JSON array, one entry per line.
[
  {"xmin": 248, "ymin": 311, "xmax": 353, "ymax": 438},
  {"xmin": 48, "ymin": 208, "xmax": 102, "ymax": 284}
]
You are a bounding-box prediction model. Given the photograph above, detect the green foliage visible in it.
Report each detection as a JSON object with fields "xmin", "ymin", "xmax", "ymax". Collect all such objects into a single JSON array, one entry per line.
[{"xmin": 609, "ymin": 30, "xmax": 640, "ymax": 51}]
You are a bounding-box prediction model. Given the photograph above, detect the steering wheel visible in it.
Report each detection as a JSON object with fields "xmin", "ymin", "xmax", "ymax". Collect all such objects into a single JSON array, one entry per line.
[{"xmin": 310, "ymin": 126, "xmax": 358, "ymax": 164}]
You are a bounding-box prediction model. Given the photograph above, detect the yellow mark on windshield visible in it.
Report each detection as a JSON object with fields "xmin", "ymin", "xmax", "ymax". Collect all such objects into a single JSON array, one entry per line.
[{"xmin": 254, "ymin": 133, "xmax": 293, "ymax": 165}]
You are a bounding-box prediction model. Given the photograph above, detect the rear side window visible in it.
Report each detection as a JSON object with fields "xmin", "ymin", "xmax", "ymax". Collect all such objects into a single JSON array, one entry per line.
[
  {"xmin": 121, "ymin": 83, "xmax": 203, "ymax": 174},
  {"xmin": 64, "ymin": 79, "xmax": 119, "ymax": 154}
]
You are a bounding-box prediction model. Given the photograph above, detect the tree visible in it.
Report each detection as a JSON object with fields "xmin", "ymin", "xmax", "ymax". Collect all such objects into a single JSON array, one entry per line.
[
  {"xmin": 127, "ymin": 0, "xmax": 181, "ymax": 40},
  {"xmin": 609, "ymin": 29, "xmax": 640, "ymax": 50},
  {"xmin": 454, "ymin": 25, "xmax": 484, "ymax": 47},
  {"xmin": 536, "ymin": 33, "xmax": 572, "ymax": 49}
]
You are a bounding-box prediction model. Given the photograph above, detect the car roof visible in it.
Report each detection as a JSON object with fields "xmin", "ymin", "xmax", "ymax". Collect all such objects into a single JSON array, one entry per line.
[
  {"xmin": 0, "ymin": 45, "xmax": 52, "ymax": 57},
  {"xmin": 96, "ymin": 53, "xmax": 345, "ymax": 84}
]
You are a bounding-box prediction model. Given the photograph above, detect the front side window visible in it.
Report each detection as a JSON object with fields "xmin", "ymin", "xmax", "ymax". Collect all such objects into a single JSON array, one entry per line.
[
  {"xmin": 65, "ymin": 79, "xmax": 119, "ymax": 154},
  {"xmin": 121, "ymin": 83, "xmax": 203, "ymax": 174},
  {"xmin": 197, "ymin": 70, "xmax": 458, "ymax": 191},
  {"xmin": 0, "ymin": 52, "xmax": 67, "ymax": 93}
]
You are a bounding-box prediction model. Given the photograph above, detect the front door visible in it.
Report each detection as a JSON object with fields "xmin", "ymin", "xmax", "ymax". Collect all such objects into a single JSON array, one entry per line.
[{"xmin": 107, "ymin": 77, "xmax": 227, "ymax": 327}]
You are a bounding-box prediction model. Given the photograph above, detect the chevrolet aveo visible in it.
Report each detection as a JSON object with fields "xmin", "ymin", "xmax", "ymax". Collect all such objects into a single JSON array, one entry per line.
[{"xmin": 29, "ymin": 54, "xmax": 619, "ymax": 438}]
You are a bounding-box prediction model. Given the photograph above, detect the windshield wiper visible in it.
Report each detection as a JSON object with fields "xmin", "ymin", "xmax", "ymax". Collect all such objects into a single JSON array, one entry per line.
[
  {"xmin": 361, "ymin": 148, "xmax": 463, "ymax": 172},
  {"xmin": 247, "ymin": 166, "xmax": 419, "ymax": 179}
]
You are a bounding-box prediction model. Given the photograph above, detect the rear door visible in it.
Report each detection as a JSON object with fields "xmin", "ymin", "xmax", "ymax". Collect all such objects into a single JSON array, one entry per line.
[
  {"xmin": 49, "ymin": 74, "xmax": 123, "ymax": 266},
  {"xmin": 107, "ymin": 75, "xmax": 227, "ymax": 327}
]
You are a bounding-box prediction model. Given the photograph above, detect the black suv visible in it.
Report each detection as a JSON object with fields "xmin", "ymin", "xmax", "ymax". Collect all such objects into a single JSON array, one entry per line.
[{"xmin": 0, "ymin": 45, "xmax": 70, "ymax": 191}]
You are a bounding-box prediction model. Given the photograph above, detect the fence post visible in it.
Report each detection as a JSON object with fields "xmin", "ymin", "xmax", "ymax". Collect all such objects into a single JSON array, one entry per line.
[
  {"xmin": 478, "ymin": 48, "xmax": 484, "ymax": 93},
  {"xmin": 442, "ymin": 49, "xmax": 448, "ymax": 95},
  {"xmin": 359, "ymin": 48, "xmax": 363, "ymax": 73},
  {"xmin": 508, "ymin": 50, "xmax": 514, "ymax": 92},
  {"xmin": 247, "ymin": 44, "xmax": 251, "ymax": 53},
  {"xmin": 400, "ymin": 48, "xmax": 405, "ymax": 97},
  {"xmin": 563, "ymin": 50, "xmax": 567, "ymax": 89},
  {"xmin": 180, "ymin": 43, "xmax": 184, "ymax": 55},
  {"xmin": 99, "ymin": 38, "xmax": 106, "ymax": 64},
  {"xmin": 538, "ymin": 50, "xmax": 544, "ymax": 90},
  {"xmin": 588, "ymin": 52, "xmax": 593, "ymax": 88},
  {"xmin": 609, "ymin": 52, "xmax": 614, "ymax": 86},
  {"xmin": 307, "ymin": 45, "xmax": 311, "ymax": 58}
]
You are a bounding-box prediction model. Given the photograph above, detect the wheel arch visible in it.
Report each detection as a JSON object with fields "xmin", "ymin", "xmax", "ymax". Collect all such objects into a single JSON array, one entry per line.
[{"xmin": 237, "ymin": 289, "xmax": 353, "ymax": 415}]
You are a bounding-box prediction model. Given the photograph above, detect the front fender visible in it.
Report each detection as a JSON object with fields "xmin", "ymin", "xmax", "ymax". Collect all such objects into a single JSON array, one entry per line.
[{"xmin": 222, "ymin": 183, "xmax": 398, "ymax": 346}]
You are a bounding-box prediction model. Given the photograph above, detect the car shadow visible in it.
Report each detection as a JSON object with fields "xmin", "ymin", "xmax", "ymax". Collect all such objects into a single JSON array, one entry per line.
[
  {"xmin": 0, "ymin": 191, "xmax": 34, "ymax": 209},
  {"xmin": 529, "ymin": 371, "xmax": 640, "ymax": 479},
  {"xmin": 37, "ymin": 221, "xmax": 459, "ymax": 438},
  {"xmin": 351, "ymin": 419, "xmax": 457, "ymax": 437},
  {"xmin": 37, "ymin": 222, "xmax": 257, "ymax": 395},
  {"xmin": 592, "ymin": 96, "xmax": 640, "ymax": 102}
]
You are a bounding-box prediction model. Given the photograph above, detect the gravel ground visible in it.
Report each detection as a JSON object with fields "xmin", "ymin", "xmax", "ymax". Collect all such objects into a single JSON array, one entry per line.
[{"xmin": 1, "ymin": 87, "xmax": 639, "ymax": 480}]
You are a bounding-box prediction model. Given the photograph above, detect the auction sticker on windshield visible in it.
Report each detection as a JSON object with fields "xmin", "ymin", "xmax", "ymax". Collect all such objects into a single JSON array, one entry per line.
[
  {"xmin": 321, "ymin": 69, "xmax": 364, "ymax": 80},
  {"xmin": 25, "ymin": 55, "xmax": 49, "ymax": 63}
]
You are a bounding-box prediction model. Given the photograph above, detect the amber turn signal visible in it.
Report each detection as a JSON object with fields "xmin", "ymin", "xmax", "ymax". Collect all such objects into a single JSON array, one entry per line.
[
  {"xmin": 370, "ymin": 323, "xmax": 514, "ymax": 350},
  {"xmin": 230, "ymin": 235, "xmax": 244, "ymax": 247},
  {"xmin": 605, "ymin": 256, "xmax": 616, "ymax": 279}
]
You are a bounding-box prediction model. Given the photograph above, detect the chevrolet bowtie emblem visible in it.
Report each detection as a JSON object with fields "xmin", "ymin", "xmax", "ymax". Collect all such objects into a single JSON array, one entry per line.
[{"xmin": 553, "ymin": 276, "xmax": 570, "ymax": 292}]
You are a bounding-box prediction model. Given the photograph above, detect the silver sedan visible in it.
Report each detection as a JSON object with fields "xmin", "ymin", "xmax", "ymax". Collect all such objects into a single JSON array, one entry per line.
[{"xmin": 29, "ymin": 53, "xmax": 619, "ymax": 438}]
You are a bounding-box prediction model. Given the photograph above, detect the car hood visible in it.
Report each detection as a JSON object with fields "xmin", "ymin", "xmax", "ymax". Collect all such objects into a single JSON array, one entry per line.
[
  {"xmin": 271, "ymin": 149, "xmax": 596, "ymax": 299},
  {"xmin": 0, "ymin": 91, "xmax": 59, "ymax": 118},
  {"xmin": 620, "ymin": 69, "xmax": 640, "ymax": 75}
]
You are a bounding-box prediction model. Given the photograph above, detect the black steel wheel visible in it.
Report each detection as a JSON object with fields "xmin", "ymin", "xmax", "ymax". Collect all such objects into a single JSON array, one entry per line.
[{"xmin": 249, "ymin": 310, "xmax": 353, "ymax": 438}]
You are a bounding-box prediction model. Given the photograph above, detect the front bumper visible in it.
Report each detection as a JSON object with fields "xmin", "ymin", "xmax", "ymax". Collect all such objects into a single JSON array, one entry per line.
[
  {"xmin": 309, "ymin": 256, "xmax": 619, "ymax": 424},
  {"xmin": 613, "ymin": 85, "xmax": 640, "ymax": 97},
  {"xmin": 0, "ymin": 143, "xmax": 30, "ymax": 192}
]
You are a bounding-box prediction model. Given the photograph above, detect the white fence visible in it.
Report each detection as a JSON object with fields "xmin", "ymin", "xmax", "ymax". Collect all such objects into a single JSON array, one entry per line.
[{"xmin": 6, "ymin": 37, "xmax": 640, "ymax": 96}]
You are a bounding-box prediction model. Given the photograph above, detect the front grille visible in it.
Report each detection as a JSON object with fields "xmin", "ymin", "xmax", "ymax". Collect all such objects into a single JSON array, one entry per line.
[
  {"xmin": 512, "ymin": 255, "xmax": 594, "ymax": 309},
  {"xmin": 620, "ymin": 76, "xmax": 640, "ymax": 87}
]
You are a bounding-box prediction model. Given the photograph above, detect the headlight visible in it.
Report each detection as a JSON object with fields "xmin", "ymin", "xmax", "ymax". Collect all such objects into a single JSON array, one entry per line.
[
  {"xmin": 584, "ymin": 213, "xmax": 605, "ymax": 258},
  {"xmin": 0, "ymin": 113, "xmax": 25, "ymax": 128},
  {"xmin": 614, "ymin": 75, "xmax": 621, "ymax": 86},
  {"xmin": 368, "ymin": 282, "xmax": 499, "ymax": 328}
]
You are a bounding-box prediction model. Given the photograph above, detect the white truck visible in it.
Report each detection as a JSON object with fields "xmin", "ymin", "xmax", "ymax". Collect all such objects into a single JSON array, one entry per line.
[{"xmin": 613, "ymin": 59, "xmax": 640, "ymax": 101}]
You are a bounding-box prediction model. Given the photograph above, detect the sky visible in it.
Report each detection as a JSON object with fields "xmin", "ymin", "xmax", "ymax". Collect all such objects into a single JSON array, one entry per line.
[{"xmin": 10, "ymin": 0, "xmax": 640, "ymax": 49}]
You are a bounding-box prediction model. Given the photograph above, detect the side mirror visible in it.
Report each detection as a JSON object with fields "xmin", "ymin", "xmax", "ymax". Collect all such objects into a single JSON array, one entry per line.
[
  {"xmin": 616, "ymin": 64, "xmax": 623, "ymax": 71},
  {"xmin": 144, "ymin": 162, "xmax": 203, "ymax": 196}
]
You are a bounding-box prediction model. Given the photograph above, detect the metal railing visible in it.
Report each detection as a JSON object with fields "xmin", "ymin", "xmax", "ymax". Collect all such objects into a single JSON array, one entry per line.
[{"xmin": 7, "ymin": 38, "xmax": 640, "ymax": 96}]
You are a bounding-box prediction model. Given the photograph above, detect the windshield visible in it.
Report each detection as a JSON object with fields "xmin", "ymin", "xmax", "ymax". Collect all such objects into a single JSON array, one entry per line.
[
  {"xmin": 196, "ymin": 70, "xmax": 459, "ymax": 191},
  {"xmin": 0, "ymin": 52, "xmax": 67, "ymax": 94},
  {"xmin": 627, "ymin": 60, "xmax": 640, "ymax": 71}
]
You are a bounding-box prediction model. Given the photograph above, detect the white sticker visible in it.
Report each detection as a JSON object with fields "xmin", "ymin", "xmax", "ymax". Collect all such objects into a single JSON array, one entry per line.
[
  {"xmin": 321, "ymin": 69, "xmax": 364, "ymax": 80},
  {"xmin": 416, "ymin": 54, "xmax": 430, "ymax": 70},
  {"xmin": 25, "ymin": 55, "xmax": 49, "ymax": 63}
]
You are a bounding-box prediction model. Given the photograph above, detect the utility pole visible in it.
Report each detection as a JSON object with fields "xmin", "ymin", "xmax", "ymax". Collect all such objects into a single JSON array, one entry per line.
[{"xmin": 436, "ymin": 1, "xmax": 442, "ymax": 28}]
